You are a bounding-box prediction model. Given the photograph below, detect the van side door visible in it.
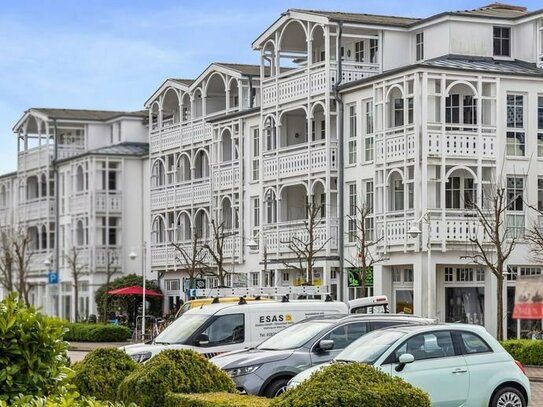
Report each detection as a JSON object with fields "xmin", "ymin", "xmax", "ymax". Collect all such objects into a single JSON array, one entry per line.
[{"xmin": 190, "ymin": 313, "xmax": 246, "ymax": 358}]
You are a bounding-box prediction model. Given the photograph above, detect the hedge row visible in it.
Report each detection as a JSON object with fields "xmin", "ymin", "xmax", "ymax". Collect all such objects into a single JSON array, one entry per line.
[
  {"xmin": 501, "ymin": 339, "xmax": 543, "ymax": 366},
  {"xmin": 165, "ymin": 392, "xmax": 271, "ymax": 407},
  {"xmin": 64, "ymin": 323, "xmax": 132, "ymax": 342}
]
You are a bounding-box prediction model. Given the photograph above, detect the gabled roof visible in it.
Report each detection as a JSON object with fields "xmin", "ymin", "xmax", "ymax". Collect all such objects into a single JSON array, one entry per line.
[
  {"xmin": 214, "ymin": 63, "xmax": 262, "ymax": 76},
  {"xmin": 27, "ymin": 108, "xmax": 147, "ymax": 121},
  {"xmin": 288, "ymin": 9, "xmax": 420, "ymax": 27},
  {"xmin": 451, "ymin": 3, "xmax": 528, "ymax": 18},
  {"xmin": 144, "ymin": 77, "xmax": 194, "ymax": 108},
  {"xmin": 170, "ymin": 78, "xmax": 195, "ymax": 86}
]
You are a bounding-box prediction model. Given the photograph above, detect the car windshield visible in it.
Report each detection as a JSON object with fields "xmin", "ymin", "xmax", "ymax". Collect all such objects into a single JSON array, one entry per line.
[
  {"xmin": 335, "ymin": 330, "xmax": 405, "ymax": 364},
  {"xmin": 257, "ymin": 321, "xmax": 333, "ymax": 350},
  {"xmin": 154, "ymin": 314, "xmax": 209, "ymax": 344}
]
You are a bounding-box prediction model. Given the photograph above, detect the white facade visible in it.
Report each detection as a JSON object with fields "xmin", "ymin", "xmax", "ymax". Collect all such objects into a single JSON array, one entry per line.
[
  {"xmin": 147, "ymin": 3, "xmax": 543, "ymax": 338},
  {"xmin": 0, "ymin": 108, "xmax": 150, "ymax": 321}
]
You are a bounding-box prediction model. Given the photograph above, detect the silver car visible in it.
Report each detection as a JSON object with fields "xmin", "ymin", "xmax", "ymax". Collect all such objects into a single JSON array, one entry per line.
[{"xmin": 211, "ymin": 314, "xmax": 435, "ymax": 397}]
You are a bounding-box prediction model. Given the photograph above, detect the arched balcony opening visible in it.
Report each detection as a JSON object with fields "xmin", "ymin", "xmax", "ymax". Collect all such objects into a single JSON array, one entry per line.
[
  {"xmin": 388, "ymin": 171, "xmax": 406, "ymax": 212},
  {"xmin": 221, "ymin": 129, "xmax": 233, "ymax": 162},
  {"xmin": 445, "ymin": 168, "xmax": 477, "ymax": 211},
  {"xmin": 162, "ymin": 88, "xmax": 180, "ymax": 127},
  {"xmin": 176, "ymin": 154, "xmax": 191, "ymax": 183},
  {"xmin": 206, "ymin": 74, "xmax": 227, "ymax": 116},
  {"xmin": 278, "ymin": 20, "xmax": 308, "ymax": 70},
  {"xmin": 40, "ymin": 174, "xmax": 47, "ymax": 197},
  {"xmin": 151, "ymin": 160, "xmax": 166, "ymax": 187},
  {"xmin": 311, "ymin": 25, "xmax": 326, "ymax": 63},
  {"xmin": 28, "ymin": 226, "xmax": 39, "ymax": 250},
  {"xmin": 181, "ymin": 92, "xmax": 191, "ymax": 122},
  {"xmin": 193, "ymin": 89, "xmax": 203, "ymax": 119},
  {"xmin": 194, "ymin": 150, "xmax": 209, "ymax": 179},
  {"xmin": 311, "ymin": 180, "xmax": 329, "ymax": 219},
  {"xmin": 220, "ymin": 197, "xmax": 233, "ymax": 230},
  {"xmin": 262, "ymin": 41, "xmax": 276, "ymax": 78},
  {"xmin": 265, "ymin": 189, "xmax": 277, "ymax": 224},
  {"xmin": 175, "ymin": 212, "xmax": 192, "ymax": 242},
  {"xmin": 152, "ymin": 216, "xmax": 166, "ymax": 244},
  {"xmin": 311, "ymin": 103, "xmax": 330, "ymax": 142},
  {"xmin": 387, "ymin": 87, "xmax": 409, "ymax": 129},
  {"xmin": 75, "ymin": 165, "xmax": 86, "ymax": 192},
  {"xmin": 26, "ymin": 175, "xmax": 39, "ymax": 200},
  {"xmin": 75, "ymin": 220, "xmax": 86, "ymax": 246},
  {"xmin": 280, "ymin": 184, "xmax": 307, "ymax": 222},
  {"xmin": 228, "ymin": 78, "xmax": 239, "ymax": 109},
  {"xmin": 194, "ymin": 210, "xmax": 209, "ymax": 240},
  {"xmin": 150, "ymin": 102, "xmax": 160, "ymax": 131},
  {"xmin": 445, "ymin": 82, "xmax": 478, "ymax": 130},
  {"xmin": 264, "ymin": 116, "xmax": 277, "ymax": 151},
  {"xmin": 280, "ymin": 108, "xmax": 307, "ymax": 148}
]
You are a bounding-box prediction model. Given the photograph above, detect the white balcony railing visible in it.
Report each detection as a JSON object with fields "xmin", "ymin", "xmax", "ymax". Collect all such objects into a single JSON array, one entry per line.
[
  {"xmin": 18, "ymin": 144, "xmax": 85, "ymax": 172},
  {"xmin": 95, "ymin": 246, "xmax": 122, "ymax": 268},
  {"xmin": 151, "ymin": 178, "xmax": 211, "ymax": 210},
  {"xmin": 150, "ymin": 120, "xmax": 212, "ymax": 152},
  {"xmin": 375, "ymin": 127, "xmax": 416, "ymax": 163},
  {"xmin": 95, "ymin": 192, "xmax": 122, "ymax": 212},
  {"xmin": 213, "ymin": 164, "xmax": 240, "ymax": 191},
  {"xmin": 20, "ymin": 198, "xmax": 55, "ymax": 221},
  {"xmin": 427, "ymin": 124, "xmax": 496, "ymax": 159},
  {"xmin": 263, "ymin": 141, "xmax": 337, "ymax": 180},
  {"xmin": 263, "ymin": 219, "xmax": 339, "ymax": 253}
]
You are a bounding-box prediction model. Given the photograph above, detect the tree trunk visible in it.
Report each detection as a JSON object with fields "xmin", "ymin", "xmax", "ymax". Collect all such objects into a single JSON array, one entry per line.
[
  {"xmin": 74, "ymin": 284, "xmax": 79, "ymax": 322},
  {"xmin": 496, "ymin": 274, "xmax": 504, "ymax": 341}
]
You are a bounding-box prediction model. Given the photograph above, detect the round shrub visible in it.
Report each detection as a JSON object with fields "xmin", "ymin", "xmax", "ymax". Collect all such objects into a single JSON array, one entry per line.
[
  {"xmin": 64, "ymin": 323, "xmax": 132, "ymax": 342},
  {"xmin": 0, "ymin": 293, "xmax": 69, "ymax": 403},
  {"xmin": 270, "ymin": 363, "xmax": 431, "ymax": 407},
  {"xmin": 118, "ymin": 349, "xmax": 237, "ymax": 407},
  {"xmin": 72, "ymin": 348, "xmax": 138, "ymax": 401}
]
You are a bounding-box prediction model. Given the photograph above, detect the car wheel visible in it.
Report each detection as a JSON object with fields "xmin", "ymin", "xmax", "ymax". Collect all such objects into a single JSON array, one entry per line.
[
  {"xmin": 491, "ymin": 386, "xmax": 526, "ymax": 407},
  {"xmin": 264, "ymin": 378, "xmax": 290, "ymax": 398}
]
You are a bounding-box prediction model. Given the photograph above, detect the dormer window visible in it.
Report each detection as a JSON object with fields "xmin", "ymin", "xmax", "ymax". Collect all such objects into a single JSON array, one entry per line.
[
  {"xmin": 493, "ymin": 26, "xmax": 511, "ymax": 57},
  {"xmin": 415, "ymin": 32, "xmax": 424, "ymax": 61}
]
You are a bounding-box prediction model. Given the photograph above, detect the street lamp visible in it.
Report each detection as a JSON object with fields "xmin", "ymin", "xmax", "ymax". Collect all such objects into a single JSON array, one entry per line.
[
  {"xmin": 246, "ymin": 232, "xmax": 268, "ymax": 287},
  {"xmin": 409, "ymin": 212, "xmax": 434, "ymax": 319},
  {"xmin": 129, "ymin": 248, "xmax": 146, "ymax": 341}
]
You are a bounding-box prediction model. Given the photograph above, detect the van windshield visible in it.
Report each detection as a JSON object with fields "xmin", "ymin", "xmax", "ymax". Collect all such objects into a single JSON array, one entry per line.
[
  {"xmin": 154, "ymin": 314, "xmax": 209, "ymax": 345},
  {"xmin": 257, "ymin": 321, "xmax": 333, "ymax": 351}
]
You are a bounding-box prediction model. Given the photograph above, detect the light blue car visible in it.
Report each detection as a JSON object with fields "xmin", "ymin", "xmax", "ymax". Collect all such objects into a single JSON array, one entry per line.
[{"xmin": 289, "ymin": 324, "xmax": 531, "ymax": 407}]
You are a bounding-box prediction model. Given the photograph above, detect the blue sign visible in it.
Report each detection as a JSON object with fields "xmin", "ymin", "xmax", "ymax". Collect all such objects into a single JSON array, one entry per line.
[{"xmin": 48, "ymin": 272, "xmax": 59, "ymax": 284}]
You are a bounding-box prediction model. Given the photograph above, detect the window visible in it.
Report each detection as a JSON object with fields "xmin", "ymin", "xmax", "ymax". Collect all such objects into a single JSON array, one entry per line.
[
  {"xmin": 507, "ymin": 214, "xmax": 525, "ymax": 239},
  {"xmin": 445, "ymin": 177, "xmax": 461, "ymax": 209},
  {"xmin": 365, "ymin": 181, "xmax": 374, "ymax": 211},
  {"xmin": 320, "ymin": 119, "xmax": 326, "ymax": 139},
  {"xmin": 464, "ymin": 178, "xmax": 476, "ymax": 208},
  {"xmin": 444, "ymin": 267, "xmax": 453, "ymax": 282},
  {"xmin": 321, "ymin": 322, "xmax": 368, "ymax": 349},
  {"xmin": 393, "ymin": 179, "xmax": 404, "ymax": 211},
  {"xmin": 391, "ymin": 331, "xmax": 456, "ymax": 362},
  {"xmin": 459, "ymin": 331, "xmax": 492, "ymax": 354},
  {"xmin": 369, "ymin": 39, "xmax": 378, "ymax": 63},
  {"xmin": 415, "ymin": 32, "xmax": 424, "ymax": 61},
  {"xmin": 463, "ymin": 96, "xmax": 477, "ymax": 125},
  {"xmin": 404, "ymin": 269, "xmax": 414, "ymax": 283},
  {"xmin": 107, "ymin": 162, "xmax": 119, "ymax": 191},
  {"xmin": 355, "ymin": 41, "xmax": 364, "ymax": 62},
  {"xmin": 251, "ymin": 197, "xmax": 260, "ymax": 237},
  {"xmin": 250, "ymin": 272, "xmax": 259, "ymax": 286},
  {"xmin": 456, "ymin": 268, "xmax": 473, "ymax": 282},
  {"xmin": 251, "ymin": 127, "xmax": 259, "ymax": 181},
  {"xmin": 446, "ymin": 94, "xmax": 460, "ymax": 124},
  {"xmin": 165, "ymin": 279, "xmax": 180, "ymax": 291},
  {"xmin": 365, "ymin": 137, "xmax": 374, "ymax": 162},
  {"xmin": 199, "ymin": 314, "xmax": 244, "ymax": 347},
  {"xmin": 348, "ymin": 105, "xmax": 357, "ymax": 165},
  {"xmin": 393, "ymin": 98, "xmax": 404, "ymax": 127},
  {"xmin": 108, "ymin": 217, "xmax": 118, "ymax": 245},
  {"xmin": 507, "ymin": 177, "xmax": 524, "ymax": 211},
  {"xmin": 506, "ymin": 94, "xmax": 525, "ymax": 156},
  {"xmin": 538, "ymin": 96, "xmax": 543, "ymax": 157},
  {"xmin": 539, "ymin": 178, "xmax": 543, "ymax": 211},
  {"xmin": 493, "ymin": 26, "xmax": 511, "ymax": 57},
  {"xmin": 348, "ymin": 184, "xmax": 357, "ymax": 243},
  {"xmin": 365, "ymin": 101, "xmax": 374, "ymax": 134}
]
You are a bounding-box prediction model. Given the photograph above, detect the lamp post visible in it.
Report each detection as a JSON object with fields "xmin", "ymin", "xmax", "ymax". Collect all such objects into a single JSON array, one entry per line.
[
  {"xmin": 408, "ymin": 212, "xmax": 434, "ymax": 319},
  {"xmin": 129, "ymin": 246, "xmax": 146, "ymax": 341},
  {"xmin": 246, "ymin": 232, "xmax": 268, "ymax": 287}
]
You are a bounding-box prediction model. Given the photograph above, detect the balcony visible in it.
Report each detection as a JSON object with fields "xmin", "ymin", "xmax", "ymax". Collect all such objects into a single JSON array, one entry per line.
[
  {"xmin": 263, "ymin": 219, "xmax": 338, "ymax": 253},
  {"xmin": 0, "ymin": 208, "xmax": 12, "ymax": 226},
  {"xmin": 20, "ymin": 198, "xmax": 55, "ymax": 221},
  {"xmin": 376, "ymin": 211, "xmax": 415, "ymax": 248},
  {"xmin": 151, "ymin": 178, "xmax": 211, "ymax": 210},
  {"xmin": 263, "ymin": 141, "xmax": 337, "ymax": 181},
  {"xmin": 150, "ymin": 120, "xmax": 212, "ymax": 152},
  {"xmin": 18, "ymin": 144, "xmax": 85, "ymax": 172},
  {"xmin": 95, "ymin": 246, "xmax": 122, "ymax": 268},
  {"xmin": 427, "ymin": 124, "xmax": 496, "ymax": 160},
  {"xmin": 95, "ymin": 192, "xmax": 122, "ymax": 212},
  {"xmin": 213, "ymin": 164, "xmax": 239, "ymax": 191},
  {"xmin": 28, "ymin": 251, "xmax": 48, "ymax": 274},
  {"xmin": 261, "ymin": 61, "xmax": 379, "ymax": 108},
  {"xmin": 375, "ymin": 126, "xmax": 416, "ymax": 163}
]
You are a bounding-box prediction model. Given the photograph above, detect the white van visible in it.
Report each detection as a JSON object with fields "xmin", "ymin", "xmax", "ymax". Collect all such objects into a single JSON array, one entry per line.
[{"xmin": 124, "ymin": 299, "xmax": 347, "ymax": 362}]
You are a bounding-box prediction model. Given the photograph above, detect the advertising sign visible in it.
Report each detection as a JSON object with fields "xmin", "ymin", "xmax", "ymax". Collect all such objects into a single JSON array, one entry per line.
[{"xmin": 512, "ymin": 275, "xmax": 543, "ymax": 319}]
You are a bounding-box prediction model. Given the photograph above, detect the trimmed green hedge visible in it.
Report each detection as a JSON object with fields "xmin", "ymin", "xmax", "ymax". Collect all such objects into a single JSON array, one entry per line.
[
  {"xmin": 501, "ymin": 339, "xmax": 543, "ymax": 366},
  {"xmin": 73, "ymin": 348, "xmax": 139, "ymax": 401},
  {"xmin": 64, "ymin": 323, "xmax": 132, "ymax": 342},
  {"xmin": 118, "ymin": 349, "xmax": 237, "ymax": 407},
  {"xmin": 165, "ymin": 392, "xmax": 270, "ymax": 407},
  {"xmin": 270, "ymin": 363, "xmax": 431, "ymax": 407}
]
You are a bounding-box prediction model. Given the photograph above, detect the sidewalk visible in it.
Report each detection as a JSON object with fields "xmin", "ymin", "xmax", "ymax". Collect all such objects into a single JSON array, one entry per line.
[
  {"xmin": 68, "ymin": 342, "xmax": 131, "ymax": 351},
  {"xmin": 526, "ymin": 366, "xmax": 543, "ymax": 382}
]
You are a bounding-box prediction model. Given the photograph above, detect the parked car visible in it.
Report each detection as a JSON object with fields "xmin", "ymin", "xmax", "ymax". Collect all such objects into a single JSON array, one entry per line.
[
  {"xmin": 211, "ymin": 314, "xmax": 435, "ymax": 397},
  {"xmin": 289, "ymin": 324, "xmax": 531, "ymax": 407}
]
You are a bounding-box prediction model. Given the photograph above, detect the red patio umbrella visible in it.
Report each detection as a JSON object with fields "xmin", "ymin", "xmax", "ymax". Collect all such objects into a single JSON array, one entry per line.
[{"xmin": 107, "ymin": 285, "xmax": 163, "ymax": 297}]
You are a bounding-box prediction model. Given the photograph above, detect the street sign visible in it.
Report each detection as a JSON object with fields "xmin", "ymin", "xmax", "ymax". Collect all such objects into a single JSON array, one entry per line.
[
  {"xmin": 48, "ymin": 272, "xmax": 59, "ymax": 284},
  {"xmin": 183, "ymin": 278, "xmax": 206, "ymax": 291},
  {"xmin": 195, "ymin": 278, "xmax": 206, "ymax": 289}
]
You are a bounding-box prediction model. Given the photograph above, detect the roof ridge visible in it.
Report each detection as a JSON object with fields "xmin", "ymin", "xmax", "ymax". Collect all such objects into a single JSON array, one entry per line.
[
  {"xmin": 30, "ymin": 107, "xmax": 137, "ymax": 113},
  {"xmin": 476, "ymin": 2, "xmax": 527, "ymax": 12},
  {"xmin": 288, "ymin": 8, "xmax": 421, "ymax": 21},
  {"xmin": 215, "ymin": 62, "xmax": 261, "ymax": 67}
]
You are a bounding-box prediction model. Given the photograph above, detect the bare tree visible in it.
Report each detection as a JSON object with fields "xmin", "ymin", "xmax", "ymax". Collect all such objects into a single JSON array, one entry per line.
[
  {"xmin": 0, "ymin": 230, "xmax": 14, "ymax": 292},
  {"xmin": 345, "ymin": 202, "xmax": 386, "ymax": 296},
  {"xmin": 64, "ymin": 246, "xmax": 88, "ymax": 322},
  {"xmin": 463, "ymin": 183, "xmax": 518, "ymax": 340},
  {"xmin": 101, "ymin": 250, "xmax": 119, "ymax": 323},
  {"xmin": 281, "ymin": 202, "xmax": 330, "ymax": 285},
  {"xmin": 172, "ymin": 232, "xmax": 209, "ymax": 291},
  {"xmin": 12, "ymin": 227, "xmax": 34, "ymax": 306},
  {"xmin": 203, "ymin": 220, "xmax": 235, "ymax": 287}
]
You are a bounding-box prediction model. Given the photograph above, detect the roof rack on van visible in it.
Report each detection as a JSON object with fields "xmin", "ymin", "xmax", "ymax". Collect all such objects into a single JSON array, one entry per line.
[{"xmin": 193, "ymin": 285, "xmax": 330, "ymax": 299}]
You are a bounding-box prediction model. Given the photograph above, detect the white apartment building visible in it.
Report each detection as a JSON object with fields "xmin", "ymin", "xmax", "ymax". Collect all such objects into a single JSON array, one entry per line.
[
  {"xmin": 0, "ymin": 108, "xmax": 150, "ymax": 321},
  {"xmin": 147, "ymin": 3, "xmax": 543, "ymax": 338}
]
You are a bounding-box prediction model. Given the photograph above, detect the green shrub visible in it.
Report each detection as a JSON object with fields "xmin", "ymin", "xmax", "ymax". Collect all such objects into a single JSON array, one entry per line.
[
  {"xmin": 65, "ymin": 323, "xmax": 132, "ymax": 342},
  {"xmin": 118, "ymin": 349, "xmax": 236, "ymax": 407},
  {"xmin": 165, "ymin": 392, "xmax": 270, "ymax": 407},
  {"xmin": 73, "ymin": 348, "xmax": 139, "ymax": 401},
  {"xmin": 501, "ymin": 339, "xmax": 543, "ymax": 365},
  {"xmin": 0, "ymin": 293, "xmax": 69, "ymax": 402},
  {"xmin": 270, "ymin": 363, "xmax": 431, "ymax": 407}
]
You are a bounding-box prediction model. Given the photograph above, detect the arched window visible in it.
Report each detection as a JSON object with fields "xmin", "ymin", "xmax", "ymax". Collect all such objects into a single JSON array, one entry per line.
[
  {"xmin": 152, "ymin": 216, "xmax": 166, "ymax": 244},
  {"xmin": 76, "ymin": 220, "xmax": 85, "ymax": 246},
  {"xmin": 176, "ymin": 212, "xmax": 192, "ymax": 242},
  {"xmin": 162, "ymin": 88, "xmax": 180, "ymax": 127},
  {"xmin": 446, "ymin": 82, "xmax": 478, "ymax": 128},
  {"xmin": 76, "ymin": 165, "xmax": 85, "ymax": 192},
  {"xmin": 26, "ymin": 176, "xmax": 39, "ymax": 200},
  {"xmin": 194, "ymin": 150, "xmax": 209, "ymax": 179},
  {"xmin": 264, "ymin": 116, "xmax": 277, "ymax": 151},
  {"xmin": 221, "ymin": 130, "xmax": 233, "ymax": 162},
  {"xmin": 176, "ymin": 155, "xmax": 191, "ymax": 183},
  {"xmin": 152, "ymin": 160, "xmax": 166, "ymax": 187},
  {"xmin": 205, "ymin": 74, "xmax": 227, "ymax": 115},
  {"xmin": 264, "ymin": 189, "xmax": 277, "ymax": 224},
  {"xmin": 221, "ymin": 198, "xmax": 233, "ymax": 229},
  {"xmin": 194, "ymin": 210, "xmax": 209, "ymax": 239},
  {"xmin": 229, "ymin": 79, "xmax": 239, "ymax": 109}
]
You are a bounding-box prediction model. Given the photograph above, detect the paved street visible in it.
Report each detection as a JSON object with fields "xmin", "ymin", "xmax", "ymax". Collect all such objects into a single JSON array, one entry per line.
[{"xmin": 68, "ymin": 350, "xmax": 88, "ymax": 363}]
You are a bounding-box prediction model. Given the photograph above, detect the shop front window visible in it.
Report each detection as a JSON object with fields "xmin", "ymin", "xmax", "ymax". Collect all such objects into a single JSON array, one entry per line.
[
  {"xmin": 445, "ymin": 287, "xmax": 484, "ymax": 325},
  {"xmin": 395, "ymin": 290, "xmax": 413, "ymax": 314}
]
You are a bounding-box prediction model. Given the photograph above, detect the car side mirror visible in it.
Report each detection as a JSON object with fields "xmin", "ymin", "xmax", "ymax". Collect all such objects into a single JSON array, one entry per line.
[
  {"xmin": 194, "ymin": 333, "xmax": 209, "ymax": 346},
  {"xmin": 395, "ymin": 353, "xmax": 415, "ymax": 372},
  {"xmin": 316, "ymin": 339, "xmax": 335, "ymax": 352}
]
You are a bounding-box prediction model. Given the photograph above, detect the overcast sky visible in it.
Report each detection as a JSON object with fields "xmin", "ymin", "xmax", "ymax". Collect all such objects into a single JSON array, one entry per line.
[{"xmin": 0, "ymin": 0, "xmax": 541, "ymax": 173}]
